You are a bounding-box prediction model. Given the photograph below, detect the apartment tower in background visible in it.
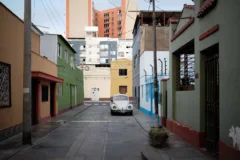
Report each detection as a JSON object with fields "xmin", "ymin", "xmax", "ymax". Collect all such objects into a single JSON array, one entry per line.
[
  {"xmin": 66, "ymin": 0, "xmax": 94, "ymax": 38},
  {"xmin": 66, "ymin": 0, "xmax": 138, "ymax": 39}
]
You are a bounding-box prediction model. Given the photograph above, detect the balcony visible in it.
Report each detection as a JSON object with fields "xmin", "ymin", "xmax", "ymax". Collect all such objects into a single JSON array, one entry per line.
[{"xmin": 32, "ymin": 52, "xmax": 57, "ymax": 77}]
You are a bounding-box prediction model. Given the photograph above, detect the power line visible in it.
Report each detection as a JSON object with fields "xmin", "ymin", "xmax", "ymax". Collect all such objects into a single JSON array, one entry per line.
[
  {"xmin": 48, "ymin": 0, "xmax": 66, "ymax": 27},
  {"xmin": 107, "ymin": 0, "xmax": 135, "ymax": 20},
  {"xmin": 44, "ymin": 0, "xmax": 62, "ymax": 29},
  {"xmin": 148, "ymin": 0, "xmax": 152, "ymax": 11},
  {"xmin": 144, "ymin": 0, "xmax": 164, "ymax": 11},
  {"xmin": 40, "ymin": 0, "xmax": 58, "ymax": 32}
]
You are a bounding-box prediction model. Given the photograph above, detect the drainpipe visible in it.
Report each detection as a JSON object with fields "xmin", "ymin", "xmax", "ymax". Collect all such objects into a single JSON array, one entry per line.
[{"xmin": 158, "ymin": 59, "xmax": 163, "ymax": 76}]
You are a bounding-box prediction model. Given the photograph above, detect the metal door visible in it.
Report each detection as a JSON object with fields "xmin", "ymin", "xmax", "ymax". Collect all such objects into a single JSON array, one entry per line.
[
  {"xmin": 205, "ymin": 52, "xmax": 219, "ymax": 153},
  {"xmin": 91, "ymin": 88, "xmax": 99, "ymax": 101}
]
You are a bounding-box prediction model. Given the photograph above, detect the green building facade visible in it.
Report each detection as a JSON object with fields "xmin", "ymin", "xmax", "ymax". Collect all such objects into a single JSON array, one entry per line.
[{"xmin": 57, "ymin": 36, "xmax": 84, "ymax": 111}]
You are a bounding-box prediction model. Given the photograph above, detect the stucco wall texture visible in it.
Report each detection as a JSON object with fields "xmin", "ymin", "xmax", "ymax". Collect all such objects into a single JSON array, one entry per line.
[
  {"xmin": 0, "ymin": 3, "xmax": 58, "ymax": 129},
  {"xmin": 57, "ymin": 37, "xmax": 84, "ymax": 110},
  {"xmin": 169, "ymin": 0, "xmax": 240, "ymax": 149},
  {"xmin": 111, "ymin": 59, "xmax": 132, "ymax": 97}
]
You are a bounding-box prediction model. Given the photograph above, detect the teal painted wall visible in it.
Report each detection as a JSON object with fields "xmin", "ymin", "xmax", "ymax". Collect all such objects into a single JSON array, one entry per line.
[{"xmin": 57, "ymin": 36, "xmax": 84, "ymax": 110}]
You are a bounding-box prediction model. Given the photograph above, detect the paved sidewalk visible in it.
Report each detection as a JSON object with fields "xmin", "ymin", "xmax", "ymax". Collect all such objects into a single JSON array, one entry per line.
[
  {"xmin": 0, "ymin": 104, "xmax": 91, "ymax": 160},
  {"xmin": 133, "ymin": 108, "xmax": 214, "ymax": 160}
]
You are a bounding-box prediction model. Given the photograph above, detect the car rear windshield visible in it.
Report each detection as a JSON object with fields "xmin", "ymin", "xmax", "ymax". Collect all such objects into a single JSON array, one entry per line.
[{"xmin": 113, "ymin": 95, "xmax": 128, "ymax": 101}]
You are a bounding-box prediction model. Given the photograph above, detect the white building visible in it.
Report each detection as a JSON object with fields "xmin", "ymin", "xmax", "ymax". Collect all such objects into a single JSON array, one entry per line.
[
  {"xmin": 68, "ymin": 27, "xmax": 133, "ymax": 101},
  {"xmin": 117, "ymin": 39, "xmax": 133, "ymax": 60},
  {"xmin": 140, "ymin": 51, "xmax": 169, "ymax": 118}
]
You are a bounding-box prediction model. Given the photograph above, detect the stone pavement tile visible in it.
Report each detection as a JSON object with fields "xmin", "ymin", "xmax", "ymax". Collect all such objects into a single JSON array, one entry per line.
[
  {"xmin": 161, "ymin": 147, "xmax": 207, "ymax": 159},
  {"xmin": 9, "ymin": 147, "xmax": 69, "ymax": 160}
]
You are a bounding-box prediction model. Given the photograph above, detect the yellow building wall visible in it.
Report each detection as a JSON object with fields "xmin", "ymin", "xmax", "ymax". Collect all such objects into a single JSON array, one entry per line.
[{"xmin": 110, "ymin": 59, "xmax": 132, "ymax": 98}]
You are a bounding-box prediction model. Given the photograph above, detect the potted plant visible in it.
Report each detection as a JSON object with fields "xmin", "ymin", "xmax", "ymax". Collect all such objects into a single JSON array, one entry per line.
[{"xmin": 148, "ymin": 126, "xmax": 169, "ymax": 148}]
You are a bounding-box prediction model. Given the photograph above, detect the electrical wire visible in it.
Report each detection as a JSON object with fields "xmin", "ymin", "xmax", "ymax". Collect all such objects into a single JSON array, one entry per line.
[
  {"xmin": 107, "ymin": 0, "xmax": 135, "ymax": 20},
  {"xmin": 44, "ymin": 0, "xmax": 62, "ymax": 29},
  {"xmin": 48, "ymin": 0, "xmax": 66, "ymax": 27},
  {"xmin": 40, "ymin": 0, "xmax": 58, "ymax": 32},
  {"xmin": 144, "ymin": 0, "xmax": 164, "ymax": 11},
  {"xmin": 148, "ymin": 0, "xmax": 151, "ymax": 11}
]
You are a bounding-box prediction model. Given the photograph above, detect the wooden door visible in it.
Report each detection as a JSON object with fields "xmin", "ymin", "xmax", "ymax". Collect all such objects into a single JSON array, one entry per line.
[{"xmin": 119, "ymin": 86, "xmax": 127, "ymax": 94}]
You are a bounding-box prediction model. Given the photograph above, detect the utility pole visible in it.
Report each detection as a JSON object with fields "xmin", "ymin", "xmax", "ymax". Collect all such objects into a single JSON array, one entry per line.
[
  {"xmin": 151, "ymin": 0, "xmax": 159, "ymax": 127},
  {"xmin": 22, "ymin": 0, "xmax": 32, "ymax": 145}
]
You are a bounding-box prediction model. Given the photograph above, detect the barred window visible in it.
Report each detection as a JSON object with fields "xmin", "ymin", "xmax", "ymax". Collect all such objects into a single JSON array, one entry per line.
[
  {"xmin": 0, "ymin": 62, "xmax": 11, "ymax": 107},
  {"xmin": 176, "ymin": 53, "xmax": 195, "ymax": 91}
]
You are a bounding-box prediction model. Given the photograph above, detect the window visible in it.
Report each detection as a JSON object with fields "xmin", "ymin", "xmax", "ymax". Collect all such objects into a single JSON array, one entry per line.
[
  {"xmin": 58, "ymin": 84, "xmax": 63, "ymax": 96},
  {"xmin": 119, "ymin": 69, "xmax": 127, "ymax": 76},
  {"xmin": 42, "ymin": 85, "xmax": 49, "ymax": 102},
  {"xmin": 110, "ymin": 51, "xmax": 116, "ymax": 55},
  {"xmin": 0, "ymin": 62, "xmax": 11, "ymax": 107},
  {"xmin": 133, "ymin": 55, "xmax": 137, "ymax": 68},
  {"xmin": 118, "ymin": 52, "xmax": 124, "ymax": 57},
  {"xmin": 176, "ymin": 51, "xmax": 195, "ymax": 91},
  {"xmin": 65, "ymin": 50, "xmax": 68, "ymax": 62},
  {"xmin": 70, "ymin": 56, "xmax": 75, "ymax": 68},
  {"xmin": 57, "ymin": 43, "xmax": 62, "ymax": 58},
  {"xmin": 105, "ymin": 59, "xmax": 109, "ymax": 63},
  {"xmin": 146, "ymin": 84, "xmax": 149, "ymax": 102}
]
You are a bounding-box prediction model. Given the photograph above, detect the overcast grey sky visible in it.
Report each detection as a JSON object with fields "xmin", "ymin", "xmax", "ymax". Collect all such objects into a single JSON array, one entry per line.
[{"xmin": 0, "ymin": 0, "xmax": 193, "ymax": 36}]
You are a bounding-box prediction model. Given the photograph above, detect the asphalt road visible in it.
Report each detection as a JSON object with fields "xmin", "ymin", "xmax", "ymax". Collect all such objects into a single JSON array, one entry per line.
[{"xmin": 8, "ymin": 103, "xmax": 211, "ymax": 160}]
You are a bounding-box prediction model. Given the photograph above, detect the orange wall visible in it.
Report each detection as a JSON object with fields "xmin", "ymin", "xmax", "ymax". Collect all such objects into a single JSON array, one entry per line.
[
  {"xmin": 121, "ymin": 0, "xmax": 126, "ymax": 38},
  {"xmin": 0, "ymin": 3, "xmax": 57, "ymax": 129},
  {"xmin": 0, "ymin": 4, "xmax": 44, "ymax": 129},
  {"xmin": 95, "ymin": 7, "xmax": 122, "ymax": 38},
  {"xmin": 31, "ymin": 53, "xmax": 57, "ymax": 77},
  {"xmin": 66, "ymin": 0, "xmax": 69, "ymax": 38},
  {"xmin": 0, "ymin": 4, "xmax": 24, "ymax": 129}
]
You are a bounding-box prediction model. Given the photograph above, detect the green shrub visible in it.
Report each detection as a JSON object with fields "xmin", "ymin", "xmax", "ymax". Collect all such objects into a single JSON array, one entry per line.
[{"xmin": 148, "ymin": 127, "xmax": 169, "ymax": 148}]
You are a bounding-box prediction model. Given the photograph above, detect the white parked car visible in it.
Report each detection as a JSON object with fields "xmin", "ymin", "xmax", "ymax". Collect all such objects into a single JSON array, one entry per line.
[{"xmin": 110, "ymin": 94, "xmax": 133, "ymax": 115}]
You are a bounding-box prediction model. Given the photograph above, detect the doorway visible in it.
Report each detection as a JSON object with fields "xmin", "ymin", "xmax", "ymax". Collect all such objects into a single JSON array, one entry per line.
[
  {"xmin": 70, "ymin": 85, "xmax": 77, "ymax": 106},
  {"xmin": 31, "ymin": 79, "xmax": 38, "ymax": 125},
  {"xmin": 91, "ymin": 88, "xmax": 99, "ymax": 101},
  {"xmin": 50, "ymin": 83, "xmax": 55, "ymax": 117},
  {"xmin": 204, "ymin": 44, "xmax": 219, "ymax": 153},
  {"xmin": 138, "ymin": 86, "xmax": 140, "ymax": 109}
]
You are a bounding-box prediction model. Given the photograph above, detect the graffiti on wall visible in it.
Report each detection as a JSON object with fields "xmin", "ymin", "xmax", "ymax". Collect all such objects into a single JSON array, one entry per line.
[{"xmin": 229, "ymin": 126, "xmax": 240, "ymax": 150}]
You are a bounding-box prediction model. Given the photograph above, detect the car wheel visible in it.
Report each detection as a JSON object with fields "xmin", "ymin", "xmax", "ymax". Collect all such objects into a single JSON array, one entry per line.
[
  {"xmin": 129, "ymin": 111, "xmax": 133, "ymax": 116},
  {"xmin": 111, "ymin": 110, "xmax": 114, "ymax": 115}
]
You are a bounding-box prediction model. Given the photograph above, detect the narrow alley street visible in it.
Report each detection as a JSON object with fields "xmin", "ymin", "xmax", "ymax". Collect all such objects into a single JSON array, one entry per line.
[{"xmin": 1, "ymin": 103, "xmax": 212, "ymax": 160}]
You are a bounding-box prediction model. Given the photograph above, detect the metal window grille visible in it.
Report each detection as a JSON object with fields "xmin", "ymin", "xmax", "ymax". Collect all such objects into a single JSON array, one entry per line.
[
  {"xmin": 0, "ymin": 62, "xmax": 11, "ymax": 107},
  {"xmin": 176, "ymin": 53, "xmax": 195, "ymax": 91}
]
